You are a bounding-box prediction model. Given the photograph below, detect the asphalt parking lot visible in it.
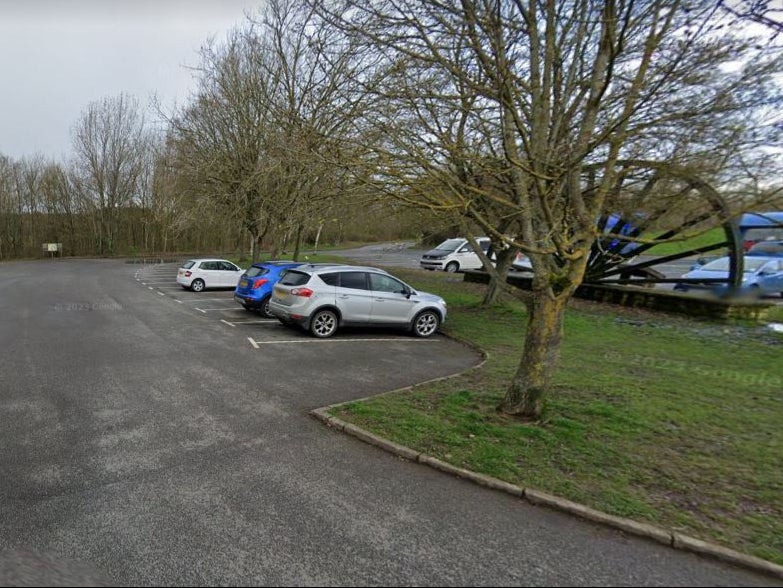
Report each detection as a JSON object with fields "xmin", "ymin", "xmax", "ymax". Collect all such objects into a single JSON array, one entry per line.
[
  {"xmin": 0, "ymin": 258, "xmax": 779, "ymax": 586},
  {"xmin": 135, "ymin": 261, "xmax": 456, "ymax": 354}
]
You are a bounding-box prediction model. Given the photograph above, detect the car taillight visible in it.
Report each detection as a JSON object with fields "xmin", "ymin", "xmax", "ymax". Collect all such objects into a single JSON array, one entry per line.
[
  {"xmin": 185, "ymin": 271, "xmax": 192, "ymax": 277},
  {"xmin": 252, "ymin": 278, "xmax": 269, "ymax": 289},
  {"xmin": 290, "ymin": 287, "xmax": 314, "ymax": 297}
]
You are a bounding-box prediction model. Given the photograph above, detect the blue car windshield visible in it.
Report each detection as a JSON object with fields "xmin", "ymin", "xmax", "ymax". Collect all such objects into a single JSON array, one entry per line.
[
  {"xmin": 245, "ymin": 266, "xmax": 270, "ymax": 278},
  {"xmin": 700, "ymin": 257, "xmax": 767, "ymax": 272}
]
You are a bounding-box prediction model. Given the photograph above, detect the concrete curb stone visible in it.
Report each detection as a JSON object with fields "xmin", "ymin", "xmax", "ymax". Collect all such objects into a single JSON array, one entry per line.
[{"xmin": 313, "ymin": 409, "xmax": 783, "ymax": 581}]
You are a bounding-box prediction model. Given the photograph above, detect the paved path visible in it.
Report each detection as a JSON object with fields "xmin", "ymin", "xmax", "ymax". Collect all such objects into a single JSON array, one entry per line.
[{"xmin": 0, "ymin": 259, "xmax": 778, "ymax": 586}]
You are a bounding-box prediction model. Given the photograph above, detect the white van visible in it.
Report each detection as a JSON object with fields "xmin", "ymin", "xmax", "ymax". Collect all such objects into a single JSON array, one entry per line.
[{"xmin": 419, "ymin": 237, "xmax": 491, "ymax": 272}]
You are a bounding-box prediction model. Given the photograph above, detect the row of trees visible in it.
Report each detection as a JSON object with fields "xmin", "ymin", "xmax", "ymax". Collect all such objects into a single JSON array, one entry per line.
[{"xmin": 1, "ymin": 0, "xmax": 781, "ymax": 417}]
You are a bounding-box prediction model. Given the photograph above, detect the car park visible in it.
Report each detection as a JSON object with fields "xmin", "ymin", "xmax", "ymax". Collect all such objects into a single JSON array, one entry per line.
[
  {"xmin": 177, "ymin": 259, "xmax": 244, "ymax": 292},
  {"xmin": 233, "ymin": 261, "xmax": 302, "ymax": 317},
  {"xmin": 674, "ymin": 256, "xmax": 783, "ymax": 296},
  {"xmin": 419, "ymin": 237, "xmax": 491, "ymax": 272},
  {"xmin": 269, "ymin": 264, "xmax": 447, "ymax": 338}
]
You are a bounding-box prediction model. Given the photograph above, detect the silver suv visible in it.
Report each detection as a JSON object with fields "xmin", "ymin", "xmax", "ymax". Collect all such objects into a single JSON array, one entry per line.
[{"xmin": 268, "ymin": 264, "xmax": 447, "ymax": 338}]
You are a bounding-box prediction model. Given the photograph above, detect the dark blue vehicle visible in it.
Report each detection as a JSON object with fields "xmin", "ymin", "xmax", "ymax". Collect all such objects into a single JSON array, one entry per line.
[{"xmin": 234, "ymin": 261, "xmax": 302, "ymax": 317}]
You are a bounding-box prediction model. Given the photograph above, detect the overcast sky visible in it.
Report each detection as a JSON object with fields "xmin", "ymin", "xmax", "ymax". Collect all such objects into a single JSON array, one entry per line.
[{"xmin": 0, "ymin": 0, "xmax": 259, "ymax": 160}]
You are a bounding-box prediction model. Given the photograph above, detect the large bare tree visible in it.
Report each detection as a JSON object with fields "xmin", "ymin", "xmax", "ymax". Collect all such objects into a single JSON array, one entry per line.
[
  {"xmin": 71, "ymin": 94, "xmax": 150, "ymax": 255},
  {"xmin": 316, "ymin": 0, "xmax": 783, "ymax": 418}
]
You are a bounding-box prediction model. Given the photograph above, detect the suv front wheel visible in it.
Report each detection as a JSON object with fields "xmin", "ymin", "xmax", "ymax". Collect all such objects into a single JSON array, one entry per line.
[
  {"xmin": 412, "ymin": 310, "xmax": 440, "ymax": 338},
  {"xmin": 310, "ymin": 309, "xmax": 338, "ymax": 338}
]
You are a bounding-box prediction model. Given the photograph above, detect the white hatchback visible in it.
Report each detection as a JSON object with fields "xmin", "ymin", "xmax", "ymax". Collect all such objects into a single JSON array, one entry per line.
[{"xmin": 177, "ymin": 259, "xmax": 244, "ymax": 292}]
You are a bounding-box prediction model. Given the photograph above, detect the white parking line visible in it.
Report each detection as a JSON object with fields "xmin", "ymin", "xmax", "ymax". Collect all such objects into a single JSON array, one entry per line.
[
  {"xmin": 193, "ymin": 308, "xmax": 246, "ymax": 312},
  {"xmin": 148, "ymin": 287, "xmax": 154, "ymax": 290},
  {"xmin": 229, "ymin": 319, "xmax": 277, "ymax": 324},
  {"xmin": 179, "ymin": 298, "xmax": 234, "ymax": 302},
  {"xmin": 248, "ymin": 337, "xmax": 260, "ymax": 349},
  {"xmin": 247, "ymin": 337, "xmax": 441, "ymax": 345},
  {"xmin": 175, "ymin": 300, "xmax": 183, "ymax": 304},
  {"xmin": 157, "ymin": 292, "xmax": 166, "ymax": 296},
  {"xmin": 221, "ymin": 319, "xmax": 236, "ymax": 327}
]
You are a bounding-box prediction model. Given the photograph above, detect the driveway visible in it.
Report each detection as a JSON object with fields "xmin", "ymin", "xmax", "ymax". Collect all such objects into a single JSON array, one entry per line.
[{"xmin": 0, "ymin": 259, "xmax": 778, "ymax": 586}]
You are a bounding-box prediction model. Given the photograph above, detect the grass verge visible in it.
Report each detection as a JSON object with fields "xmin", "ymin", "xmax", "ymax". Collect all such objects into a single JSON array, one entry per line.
[{"xmin": 329, "ymin": 269, "xmax": 783, "ymax": 565}]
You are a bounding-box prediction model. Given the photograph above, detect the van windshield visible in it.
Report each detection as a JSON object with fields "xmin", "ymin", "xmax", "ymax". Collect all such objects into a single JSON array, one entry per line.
[{"xmin": 435, "ymin": 239, "xmax": 464, "ymax": 252}]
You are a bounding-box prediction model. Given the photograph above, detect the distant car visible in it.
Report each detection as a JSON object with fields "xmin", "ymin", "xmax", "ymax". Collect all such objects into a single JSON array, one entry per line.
[
  {"xmin": 511, "ymin": 252, "xmax": 533, "ymax": 272},
  {"xmin": 674, "ymin": 256, "xmax": 783, "ymax": 296},
  {"xmin": 419, "ymin": 237, "xmax": 491, "ymax": 272},
  {"xmin": 747, "ymin": 240, "xmax": 783, "ymax": 257},
  {"xmin": 233, "ymin": 261, "xmax": 302, "ymax": 317},
  {"xmin": 269, "ymin": 264, "xmax": 447, "ymax": 338},
  {"xmin": 177, "ymin": 259, "xmax": 244, "ymax": 292}
]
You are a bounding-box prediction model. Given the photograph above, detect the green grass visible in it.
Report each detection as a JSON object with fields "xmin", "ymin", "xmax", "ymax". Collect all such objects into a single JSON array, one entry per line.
[
  {"xmin": 644, "ymin": 227, "xmax": 728, "ymax": 256},
  {"xmin": 329, "ymin": 269, "xmax": 783, "ymax": 565}
]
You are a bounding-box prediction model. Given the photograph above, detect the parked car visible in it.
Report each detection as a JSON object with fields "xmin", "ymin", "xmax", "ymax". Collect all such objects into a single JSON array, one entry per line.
[
  {"xmin": 233, "ymin": 261, "xmax": 302, "ymax": 317},
  {"xmin": 747, "ymin": 240, "xmax": 783, "ymax": 257},
  {"xmin": 674, "ymin": 256, "xmax": 783, "ymax": 296},
  {"xmin": 511, "ymin": 252, "xmax": 533, "ymax": 272},
  {"xmin": 738, "ymin": 211, "xmax": 783, "ymax": 251},
  {"xmin": 419, "ymin": 237, "xmax": 491, "ymax": 272},
  {"xmin": 269, "ymin": 264, "xmax": 447, "ymax": 338},
  {"xmin": 177, "ymin": 259, "xmax": 244, "ymax": 292}
]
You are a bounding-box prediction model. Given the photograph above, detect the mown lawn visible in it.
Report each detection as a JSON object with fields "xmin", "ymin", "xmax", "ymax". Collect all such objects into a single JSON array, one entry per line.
[{"xmin": 330, "ymin": 269, "xmax": 783, "ymax": 565}]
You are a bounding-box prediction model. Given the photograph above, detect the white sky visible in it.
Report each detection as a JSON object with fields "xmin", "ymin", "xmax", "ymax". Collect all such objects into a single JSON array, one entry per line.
[{"xmin": 0, "ymin": 0, "xmax": 260, "ymax": 160}]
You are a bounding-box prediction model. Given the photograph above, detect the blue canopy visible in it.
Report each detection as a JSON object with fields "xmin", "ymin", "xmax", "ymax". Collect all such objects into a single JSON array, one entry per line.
[{"xmin": 738, "ymin": 211, "xmax": 783, "ymax": 230}]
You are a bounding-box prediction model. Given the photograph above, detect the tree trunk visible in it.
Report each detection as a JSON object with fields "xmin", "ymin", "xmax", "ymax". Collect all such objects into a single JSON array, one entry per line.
[
  {"xmin": 482, "ymin": 247, "xmax": 517, "ymax": 306},
  {"xmin": 292, "ymin": 222, "xmax": 304, "ymax": 261},
  {"xmin": 498, "ymin": 290, "xmax": 569, "ymax": 419}
]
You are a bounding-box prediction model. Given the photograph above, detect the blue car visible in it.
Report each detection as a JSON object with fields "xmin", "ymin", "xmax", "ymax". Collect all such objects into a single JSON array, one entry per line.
[
  {"xmin": 674, "ymin": 256, "xmax": 783, "ymax": 297},
  {"xmin": 234, "ymin": 261, "xmax": 302, "ymax": 316}
]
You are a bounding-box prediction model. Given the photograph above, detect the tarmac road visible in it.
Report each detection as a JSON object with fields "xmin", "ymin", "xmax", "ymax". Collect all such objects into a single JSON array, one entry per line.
[{"xmin": 0, "ymin": 258, "xmax": 779, "ymax": 586}]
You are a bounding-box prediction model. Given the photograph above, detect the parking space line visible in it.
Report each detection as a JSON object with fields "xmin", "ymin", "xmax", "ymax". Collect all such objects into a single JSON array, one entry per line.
[
  {"xmin": 148, "ymin": 287, "xmax": 154, "ymax": 290},
  {"xmin": 229, "ymin": 319, "xmax": 277, "ymax": 325},
  {"xmin": 179, "ymin": 298, "xmax": 234, "ymax": 302},
  {"xmin": 175, "ymin": 300, "xmax": 183, "ymax": 304},
  {"xmin": 195, "ymin": 308, "xmax": 207, "ymax": 313},
  {"xmin": 192, "ymin": 308, "xmax": 246, "ymax": 312},
  {"xmin": 247, "ymin": 337, "xmax": 441, "ymax": 345},
  {"xmin": 248, "ymin": 337, "xmax": 260, "ymax": 349},
  {"xmin": 157, "ymin": 292, "xmax": 166, "ymax": 296},
  {"xmin": 221, "ymin": 319, "xmax": 236, "ymax": 327}
]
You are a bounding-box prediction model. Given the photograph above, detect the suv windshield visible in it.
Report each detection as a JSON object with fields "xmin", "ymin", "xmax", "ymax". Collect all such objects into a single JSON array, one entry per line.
[{"xmin": 279, "ymin": 270, "xmax": 311, "ymax": 286}]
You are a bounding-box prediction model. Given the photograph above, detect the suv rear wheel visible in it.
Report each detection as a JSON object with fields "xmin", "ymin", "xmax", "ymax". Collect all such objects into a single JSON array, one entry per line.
[
  {"xmin": 310, "ymin": 309, "xmax": 338, "ymax": 338},
  {"xmin": 412, "ymin": 310, "xmax": 439, "ymax": 337}
]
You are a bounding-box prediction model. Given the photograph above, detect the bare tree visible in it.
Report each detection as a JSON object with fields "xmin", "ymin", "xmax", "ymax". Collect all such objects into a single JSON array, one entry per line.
[
  {"xmin": 71, "ymin": 94, "xmax": 150, "ymax": 255},
  {"xmin": 317, "ymin": 0, "xmax": 783, "ymax": 418}
]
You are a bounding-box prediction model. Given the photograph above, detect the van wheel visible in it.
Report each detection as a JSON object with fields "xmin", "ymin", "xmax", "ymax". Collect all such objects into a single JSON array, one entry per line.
[{"xmin": 445, "ymin": 262, "xmax": 459, "ymax": 273}]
